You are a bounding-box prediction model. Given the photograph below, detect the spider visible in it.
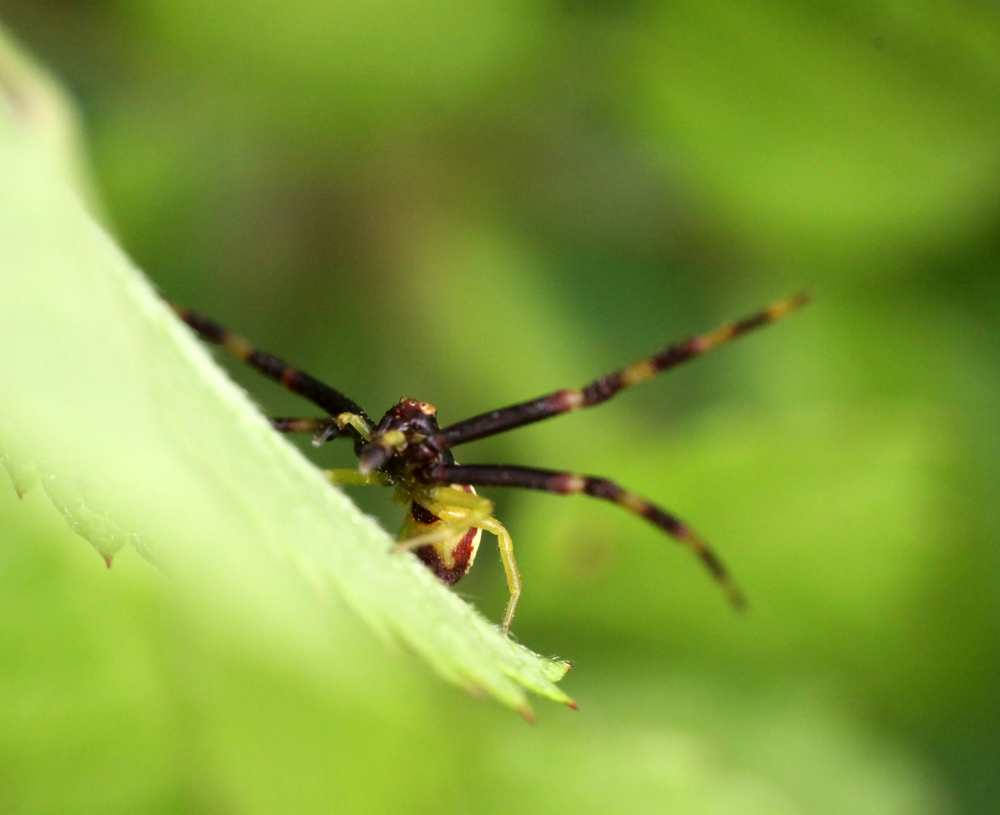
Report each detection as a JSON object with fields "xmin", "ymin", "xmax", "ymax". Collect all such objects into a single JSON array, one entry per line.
[{"xmin": 172, "ymin": 293, "xmax": 808, "ymax": 633}]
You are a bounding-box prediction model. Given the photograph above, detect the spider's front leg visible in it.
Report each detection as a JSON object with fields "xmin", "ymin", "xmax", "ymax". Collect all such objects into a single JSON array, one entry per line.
[
  {"xmin": 425, "ymin": 463, "xmax": 747, "ymax": 610},
  {"xmin": 271, "ymin": 412, "xmax": 373, "ymax": 446}
]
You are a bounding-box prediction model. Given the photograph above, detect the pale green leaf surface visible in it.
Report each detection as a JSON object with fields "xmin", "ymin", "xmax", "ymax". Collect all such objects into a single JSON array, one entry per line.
[
  {"xmin": 0, "ymin": 29, "xmax": 571, "ymax": 715},
  {"xmin": 0, "ymin": 28, "xmax": 98, "ymax": 211}
]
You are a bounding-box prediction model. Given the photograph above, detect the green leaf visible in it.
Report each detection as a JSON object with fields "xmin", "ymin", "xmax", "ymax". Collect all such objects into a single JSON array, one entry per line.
[{"xmin": 0, "ymin": 25, "xmax": 571, "ymax": 717}]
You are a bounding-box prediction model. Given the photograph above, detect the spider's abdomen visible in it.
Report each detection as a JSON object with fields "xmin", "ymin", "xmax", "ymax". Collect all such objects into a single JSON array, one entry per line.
[{"xmin": 401, "ymin": 488, "xmax": 483, "ymax": 586}]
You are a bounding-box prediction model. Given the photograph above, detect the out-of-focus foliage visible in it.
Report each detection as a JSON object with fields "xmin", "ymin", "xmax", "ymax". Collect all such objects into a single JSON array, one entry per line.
[{"xmin": 0, "ymin": 0, "xmax": 998, "ymax": 813}]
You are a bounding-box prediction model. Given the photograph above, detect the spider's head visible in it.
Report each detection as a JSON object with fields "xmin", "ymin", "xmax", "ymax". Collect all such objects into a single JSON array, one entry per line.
[{"xmin": 357, "ymin": 397, "xmax": 441, "ymax": 475}]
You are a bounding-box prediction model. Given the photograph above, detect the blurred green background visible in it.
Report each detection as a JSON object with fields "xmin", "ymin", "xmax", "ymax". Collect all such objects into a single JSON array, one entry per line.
[{"xmin": 1, "ymin": 1, "xmax": 999, "ymax": 812}]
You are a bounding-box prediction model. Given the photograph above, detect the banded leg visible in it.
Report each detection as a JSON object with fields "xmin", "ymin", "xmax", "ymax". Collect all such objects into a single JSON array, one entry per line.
[
  {"xmin": 423, "ymin": 463, "xmax": 746, "ymax": 610},
  {"xmin": 433, "ymin": 292, "xmax": 809, "ymax": 450},
  {"xmin": 272, "ymin": 414, "xmax": 373, "ymax": 445},
  {"xmin": 271, "ymin": 417, "xmax": 327, "ymax": 434},
  {"xmin": 272, "ymin": 416, "xmax": 335, "ymax": 445},
  {"xmin": 171, "ymin": 304, "xmax": 374, "ymax": 438}
]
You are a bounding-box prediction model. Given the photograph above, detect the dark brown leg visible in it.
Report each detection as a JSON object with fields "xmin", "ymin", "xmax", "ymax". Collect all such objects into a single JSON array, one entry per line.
[
  {"xmin": 270, "ymin": 416, "xmax": 347, "ymax": 445},
  {"xmin": 423, "ymin": 463, "xmax": 746, "ymax": 609},
  {"xmin": 270, "ymin": 417, "xmax": 327, "ymax": 434},
  {"xmin": 171, "ymin": 305, "xmax": 372, "ymax": 431},
  {"xmin": 433, "ymin": 293, "xmax": 809, "ymax": 450}
]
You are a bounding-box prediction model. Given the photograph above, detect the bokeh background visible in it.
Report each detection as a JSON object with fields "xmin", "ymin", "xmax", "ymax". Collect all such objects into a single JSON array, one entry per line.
[{"xmin": 1, "ymin": 1, "xmax": 999, "ymax": 813}]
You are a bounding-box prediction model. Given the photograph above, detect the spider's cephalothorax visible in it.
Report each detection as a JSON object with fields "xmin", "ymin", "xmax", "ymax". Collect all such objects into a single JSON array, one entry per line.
[
  {"xmin": 173, "ymin": 293, "xmax": 809, "ymax": 633},
  {"xmin": 357, "ymin": 397, "xmax": 448, "ymax": 479},
  {"xmin": 355, "ymin": 398, "xmax": 490, "ymax": 591}
]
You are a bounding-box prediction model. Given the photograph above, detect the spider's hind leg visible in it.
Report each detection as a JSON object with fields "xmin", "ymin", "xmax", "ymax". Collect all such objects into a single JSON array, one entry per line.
[
  {"xmin": 393, "ymin": 486, "xmax": 494, "ymax": 551},
  {"xmin": 324, "ymin": 469, "xmax": 396, "ymax": 487},
  {"xmin": 477, "ymin": 516, "xmax": 521, "ymax": 634},
  {"xmin": 395, "ymin": 486, "xmax": 524, "ymax": 633}
]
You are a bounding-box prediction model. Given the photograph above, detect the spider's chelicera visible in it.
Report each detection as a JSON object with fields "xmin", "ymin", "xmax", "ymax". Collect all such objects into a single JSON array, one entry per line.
[{"xmin": 173, "ymin": 293, "xmax": 808, "ymax": 633}]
